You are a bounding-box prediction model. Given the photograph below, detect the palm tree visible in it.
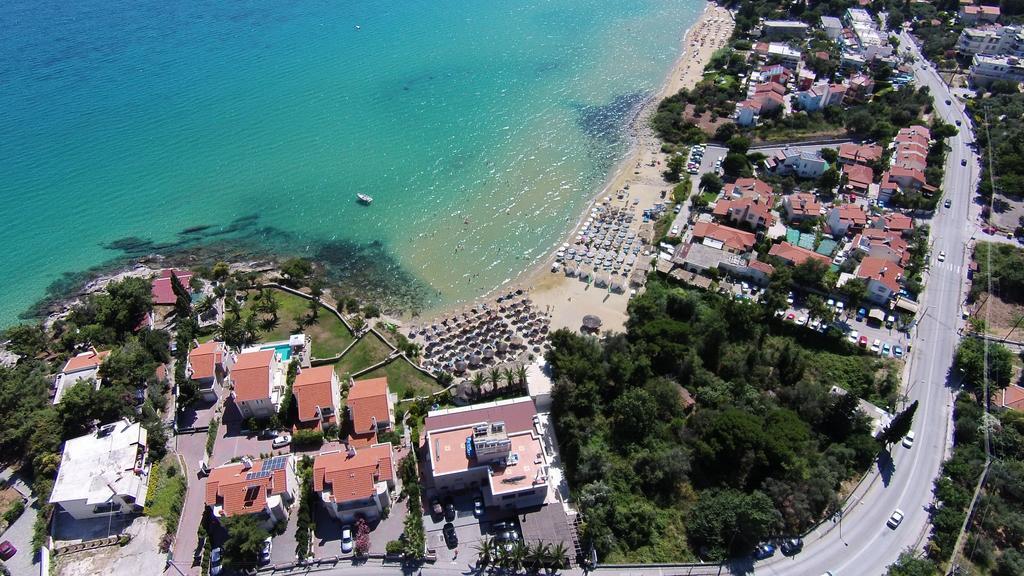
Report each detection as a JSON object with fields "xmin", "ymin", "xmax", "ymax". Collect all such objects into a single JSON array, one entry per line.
[
  {"xmin": 525, "ymin": 541, "xmax": 548, "ymax": 574},
  {"xmin": 307, "ymin": 297, "xmax": 320, "ymax": 322},
  {"xmin": 225, "ymin": 296, "xmax": 242, "ymax": 318},
  {"xmin": 218, "ymin": 315, "xmax": 242, "ymax": 347},
  {"xmin": 471, "ymin": 372, "xmax": 485, "ymax": 398},
  {"xmin": 473, "ymin": 537, "xmax": 494, "ymax": 570},
  {"xmin": 257, "ymin": 288, "xmax": 279, "ymax": 320},
  {"xmin": 509, "ymin": 540, "xmax": 528, "ymax": 571},
  {"xmin": 194, "ymin": 294, "xmax": 216, "ymax": 318},
  {"xmin": 516, "ymin": 363, "xmax": 528, "ymax": 387},
  {"xmin": 505, "ymin": 366, "xmax": 520, "ymax": 389},
  {"xmin": 546, "ymin": 542, "xmax": 568, "ymax": 572},
  {"xmin": 488, "ymin": 369, "xmax": 501, "ymax": 394},
  {"xmin": 241, "ymin": 313, "xmax": 261, "ymax": 347}
]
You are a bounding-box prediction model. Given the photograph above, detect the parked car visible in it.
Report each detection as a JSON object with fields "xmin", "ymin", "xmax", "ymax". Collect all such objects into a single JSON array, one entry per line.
[
  {"xmin": 341, "ymin": 526, "xmax": 354, "ymax": 553},
  {"xmin": 259, "ymin": 537, "xmax": 273, "ymax": 564},
  {"xmin": 0, "ymin": 541, "xmax": 16, "ymax": 561},
  {"xmin": 887, "ymin": 509, "xmax": 905, "ymax": 529},
  {"xmin": 902, "ymin": 430, "xmax": 916, "ymax": 449},
  {"xmin": 442, "ymin": 523, "xmax": 458, "ymax": 548},
  {"xmin": 754, "ymin": 542, "xmax": 776, "ymax": 559},
  {"xmin": 893, "ymin": 345, "xmax": 904, "ymax": 358},
  {"xmin": 272, "ymin": 434, "xmax": 291, "ymax": 449},
  {"xmin": 444, "ymin": 497, "xmax": 456, "ymax": 522},
  {"xmin": 780, "ymin": 538, "xmax": 803, "ymax": 556},
  {"xmin": 210, "ymin": 547, "xmax": 223, "ymax": 576},
  {"xmin": 882, "ymin": 342, "xmax": 890, "ymax": 356},
  {"xmin": 431, "ymin": 497, "xmax": 443, "ymax": 518},
  {"xmin": 859, "ymin": 335, "xmax": 869, "ymax": 348},
  {"xmin": 847, "ymin": 330, "xmax": 859, "ymax": 344},
  {"xmin": 473, "ymin": 497, "xmax": 485, "ymax": 518}
]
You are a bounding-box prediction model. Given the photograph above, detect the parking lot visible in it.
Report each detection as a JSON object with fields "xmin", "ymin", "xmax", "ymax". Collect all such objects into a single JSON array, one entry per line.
[{"xmin": 779, "ymin": 294, "xmax": 911, "ymax": 358}]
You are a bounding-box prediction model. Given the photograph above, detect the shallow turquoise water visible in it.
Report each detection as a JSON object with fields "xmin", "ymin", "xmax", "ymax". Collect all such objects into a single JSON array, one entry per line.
[{"xmin": 0, "ymin": 0, "xmax": 702, "ymax": 326}]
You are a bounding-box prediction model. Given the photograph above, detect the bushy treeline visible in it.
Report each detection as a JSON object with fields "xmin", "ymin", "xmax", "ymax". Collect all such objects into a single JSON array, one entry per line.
[
  {"xmin": 971, "ymin": 242, "xmax": 1024, "ymax": 303},
  {"xmin": 547, "ymin": 280, "xmax": 880, "ymax": 562}
]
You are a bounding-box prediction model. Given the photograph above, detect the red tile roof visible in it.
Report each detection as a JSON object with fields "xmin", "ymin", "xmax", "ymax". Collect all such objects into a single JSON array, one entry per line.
[
  {"xmin": 833, "ymin": 204, "xmax": 869, "ymax": 226},
  {"xmin": 843, "ymin": 163, "xmax": 874, "ymax": 190},
  {"xmin": 784, "ymin": 193, "xmax": 821, "ymax": 218},
  {"xmin": 996, "ymin": 384, "xmax": 1024, "ymax": 411},
  {"xmin": 857, "ymin": 256, "xmax": 905, "ymax": 293},
  {"xmin": 62, "ymin": 350, "xmax": 110, "ymax": 373},
  {"xmin": 205, "ymin": 457, "xmax": 291, "ymax": 517},
  {"xmin": 189, "ymin": 341, "xmax": 224, "ymax": 381},
  {"xmin": 755, "ymin": 82, "xmax": 786, "ymax": 96},
  {"xmin": 838, "ymin": 142, "xmax": 883, "ymax": 164},
  {"xmin": 748, "ymin": 260, "xmax": 775, "ymax": 275},
  {"xmin": 293, "ymin": 366, "xmax": 337, "ymax": 425},
  {"xmin": 347, "ymin": 377, "xmax": 391, "ymax": 433},
  {"xmin": 691, "ymin": 222, "xmax": 757, "ymax": 252},
  {"xmin": 232, "ymin": 350, "xmax": 275, "ymax": 402},
  {"xmin": 313, "ymin": 443, "xmax": 394, "ymax": 504},
  {"xmin": 151, "ymin": 269, "xmax": 192, "ymax": 306},
  {"xmin": 768, "ymin": 242, "xmax": 831, "ymax": 266},
  {"xmin": 883, "ymin": 213, "xmax": 914, "ymax": 232}
]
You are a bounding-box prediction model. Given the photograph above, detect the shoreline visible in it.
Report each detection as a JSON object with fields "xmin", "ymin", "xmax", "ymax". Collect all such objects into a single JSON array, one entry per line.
[{"xmin": 417, "ymin": 2, "xmax": 734, "ymax": 333}]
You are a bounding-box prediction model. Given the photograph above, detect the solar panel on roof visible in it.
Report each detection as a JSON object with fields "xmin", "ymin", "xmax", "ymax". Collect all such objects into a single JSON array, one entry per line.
[
  {"xmin": 262, "ymin": 456, "xmax": 287, "ymax": 472},
  {"xmin": 245, "ymin": 470, "xmax": 272, "ymax": 481}
]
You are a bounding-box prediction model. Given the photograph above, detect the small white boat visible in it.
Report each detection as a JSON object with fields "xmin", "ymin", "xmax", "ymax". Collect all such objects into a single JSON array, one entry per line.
[
  {"xmin": 356, "ymin": 193, "xmax": 373, "ymax": 204},
  {"xmin": 355, "ymin": 25, "xmax": 361, "ymax": 30}
]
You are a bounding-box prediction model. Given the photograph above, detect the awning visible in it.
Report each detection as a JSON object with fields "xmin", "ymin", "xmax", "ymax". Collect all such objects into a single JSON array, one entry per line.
[
  {"xmin": 868, "ymin": 308, "xmax": 886, "ymax": 322},
  {"xmin": 894, "ymin": 295, "xmax": 920, "ymax": 314}
]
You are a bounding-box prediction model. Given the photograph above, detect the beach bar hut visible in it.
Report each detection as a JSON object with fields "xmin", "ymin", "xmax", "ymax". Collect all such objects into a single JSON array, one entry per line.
[{"xmin": 581, "ymin": 315, "xmax": 603, "ymax": 333}]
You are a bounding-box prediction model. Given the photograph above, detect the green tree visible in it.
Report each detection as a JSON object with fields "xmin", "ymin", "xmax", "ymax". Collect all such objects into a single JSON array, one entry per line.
[
  {"xmin": 280, "ymin": 258, "xmax": 313, "ymax": 286},
  {"xmin": 221, "ymin": 515, "xmax": 270, "ymax": 571},
  {"xmin": 838, "ymin": 278, "xmax": 868, "ymax": 307},
  {"xmin": 805, "ymin": 294, "xmax": 831, "ymax": 324},
  {"xmin": 665, "ymin": 154, "xmax": 686, "ymax": 182},
  {"xmin": 99, "ymin": 337, "xmax": 158, "ymax": 388},
  {"xmin": 726, "ymin": 135, "xmax": 751, "ymax": 155},
  {"xmin": 820, "ymin": 148, "xmax": 839, "ymax": 164},
  {"xmin": 792, "ymin": 259, "xmax": 830, "ymax": 291},
  {"xmin": 722, "ymin": 152, "xmax": 751, "ymax": 178},
  {"xmin": 880, "ymin": 400, "xmax": 918, "ymax": 447},
  {"xmin": 818, "ymin": 167, "xmax": 841, "ymax": 191},
  {"xmin": 954, "ymin": 338, "xmax": 1014, "ymax": 392},
  {"xmin": 700, "ymin": 173, "xmax": 724, "ymax": 196},
  {"xmin": 886, "ymin": 550, "xmax": 937, "ymax": 575},
  {"xmin": 686, "ymin": 488, "xmax": 780, "ymax": 560}
]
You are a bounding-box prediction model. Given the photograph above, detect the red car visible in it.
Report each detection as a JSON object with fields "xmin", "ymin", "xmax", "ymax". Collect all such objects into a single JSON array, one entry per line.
[
  {"xmin": 786, "ymin": 312, "xmax": 796, "ymax": 321},
  {"xmin": 0, "ymin": 541, "xmax": 16, "ymax": 560},
  {"xmin": 859, "ymin": 335, "xmax": 869, "ymax": 348}
]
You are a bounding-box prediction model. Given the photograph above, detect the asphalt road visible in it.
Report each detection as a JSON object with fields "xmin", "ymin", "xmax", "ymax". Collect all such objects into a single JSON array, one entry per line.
[{"xmin": 754, "ymin": 33, "xmax": 978, "ymax": 576}]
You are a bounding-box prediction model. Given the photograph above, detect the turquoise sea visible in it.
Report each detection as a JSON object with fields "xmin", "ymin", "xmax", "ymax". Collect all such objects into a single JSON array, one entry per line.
[{"xmin": 0, "ymin": 0, "xmax": 702, "ymax": 326}]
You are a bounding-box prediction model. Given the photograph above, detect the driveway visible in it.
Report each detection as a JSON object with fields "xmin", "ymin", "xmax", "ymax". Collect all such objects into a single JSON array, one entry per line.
[{"xmin": 0, "ymin": 495, "xmax": 38, "ymax": 576}]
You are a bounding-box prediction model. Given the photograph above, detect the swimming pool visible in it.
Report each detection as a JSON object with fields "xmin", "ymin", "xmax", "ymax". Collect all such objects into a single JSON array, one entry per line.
[{"xmin": 261, "ymin": 344, "xmax": 292, "ymax": 361}]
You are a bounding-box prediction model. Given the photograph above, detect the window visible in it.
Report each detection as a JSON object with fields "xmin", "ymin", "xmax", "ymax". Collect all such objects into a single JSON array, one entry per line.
[
  {"xmin": 502, "ymin": 494, "xmax": 516, "ymax": 501},
  {"xmin": 92, "ymin": 502, "xmax": 121, "ymax": 514}
]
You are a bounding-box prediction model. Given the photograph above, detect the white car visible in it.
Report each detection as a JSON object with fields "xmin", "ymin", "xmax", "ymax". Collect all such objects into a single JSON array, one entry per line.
[
  {"xmin": 210, "ymin": 547, "xmax": 223, "ymax": 575},
  {"xmin": 272, "ymin": 434, "xmax": 291, "ymax": 449},
  {"xmin": 847, "ymin": 330, "xmax": 859, "ymax": 343},
  {"xmin": 670, "ymin": 226, "xmax": 680, "ymax": 236},
  {"xmin": 341, "ymin": 526, "xmax": 354, "ymax": 553},
  {"xmin": 871, "ymin": 339, "xmax": 881, "ymax": 353},
  {"xmin": 797, "ymin": 316, "xmax": 807, "ymax": 325},
  {"xmin": 902, "ymin": 430, "xmax": 916, "ymax": 448},
  {"xmin": 887, "ymin": 509, "xmax": 905, "ymax": 529},
  {"xmin": 938, "ymin": 251, "xmax": 946, "ymax": 262}
]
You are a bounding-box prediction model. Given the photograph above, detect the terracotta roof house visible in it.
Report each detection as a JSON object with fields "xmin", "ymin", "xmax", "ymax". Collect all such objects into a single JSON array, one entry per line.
[
  {"xmin": 690, "ymin": 222, "xmax": 757, "ymax": 253},
  {"xmin": 231, "ymin": 350, "xmax": 286, "ymax": 420},
  {"xmin": 292, "ymin": 366, "xmax": 341, "ymax": 431},
  {"xmin": 996, "ymin": 384, "xmax": 1024, "ymax": 411},
  {"xmin": 782, "ymin": 193, "xmax": 822, "ymax": 222},
  {"xmin": 877, "ymin": 213, "xmax": 915, "ymax": 235},
  {"xmin": 895, "ymin": 125, "xmax": 931, "ymax": 147},
  {"xmin": 725, "ymin": 178, "xmax": 775, "ymax": 200},
  {"xmin": 151, "ymin": 269, "xmax": 193, "ymax": 307},
  {"xmin": 205, "ymin": 455, "xmax": 296, "ymax": 528},
  {"xmin": 853, "ymin": 230, "xmax": 911, "ymax": 266},
  {"xmin": 755, "ymin": 81, "xmax": 787, "ymax": 96},
  {"xmin": 53, "ymin": 349, "xmax": 111, "ymax": 404},
  {"xmin": 838, "ymin": 142, "xmax": 883, "ymax": 165},
  {"xmin": 188, "ymin": 341, "xmax": 231, "ymax": 402},
  {"xmin": 423, "ymin": 397, "xmax": 549, "ymax": 512},
  {"xmin": 347, "ymin": 377, "xmax": 395, "ymax": 444},
  {"xmin": 769, "ymin": 242, "xmax": 832, "ymax": 266},
  {"xmin": 313, "ymin": 443, "xmax": 396, "ymax": 523},
  {"xmin": 712, "ymin": 195, "xmax": 775, "ymax": 230},
  {"xmin": 856, "ymin": 256, "xmax": 905, "ymax": 303},
  {"xmin": 960, "ymin": 4, "xmax": 1000, "ymax": 24},
  {"xmin": 843, "ymin": 163, "xmax": 874, "ymax": 195},
  {"xmin": 827, "ymin": 204, "xmax": 869, "ymax": 236}
]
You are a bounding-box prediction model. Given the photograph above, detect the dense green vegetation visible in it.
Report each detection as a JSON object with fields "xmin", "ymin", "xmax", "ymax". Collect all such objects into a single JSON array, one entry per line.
[
  {"xmin": 548, "ymin": 280, "xmax": 880, "ymax": 561},
  {"xmin": 970, "ymin": 92, "xmax": 1024, "ymax": 204},
  {"xmin": 145, "ymin": 456, "xmax": 187, "ymax": 549},
  {"xmin": 971, "ymin": 242, "xmax": 1024, "ymax": 304}
]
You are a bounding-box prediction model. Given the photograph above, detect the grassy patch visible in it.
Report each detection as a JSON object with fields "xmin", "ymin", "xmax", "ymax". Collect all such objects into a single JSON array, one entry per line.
[
  {"xmin": 603, "ymin": 505, "xmax": 696, "ymax": 563},
  {"xmin": 242, "ymin": 290, "xmax": 354, "ymax": 359},
  {"xmin": 361, "ymin": 358, "xmax": 441, "ymax": 400},
  {"xmin": 333, "ymin": 332, "xmax": 393, "ymax": 379},
  {"xmin": 145, "ymin": 456, "xmax": 187, "ymax": 535},
  {"xmin": 805, "ymin": 351, "xmax": 901, "ymax": 409}
]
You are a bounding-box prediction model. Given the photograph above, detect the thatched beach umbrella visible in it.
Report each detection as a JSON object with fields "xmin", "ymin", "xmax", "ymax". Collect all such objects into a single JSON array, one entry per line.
[{"xmin": 582, "ymin": 315, "xmax": 603, "ymax": 331}]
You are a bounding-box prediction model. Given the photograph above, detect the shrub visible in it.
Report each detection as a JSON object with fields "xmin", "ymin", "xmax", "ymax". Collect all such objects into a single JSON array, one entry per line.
[
  {"xmin": 292, "ymin": 430, "xmax": 324, "ymax": 449},
  {"xmin": 385, "ymin": 540, "xmax": 404, "ymax": 555},
  {"xmin": 354, "ymin": 518, "xmax": 370, "ymax": 556},
  {"xmin": 2, "ymin": 501, "xmax": 24, "ymax": 525}
]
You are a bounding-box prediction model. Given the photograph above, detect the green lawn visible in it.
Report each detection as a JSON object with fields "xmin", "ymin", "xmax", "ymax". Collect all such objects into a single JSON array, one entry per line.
[
  {"xmin": 241, "ymin": 290, "xmax": 355, "ymax": 359},
  {"xmin": 361, "ymin": 357, "xmax": 441, "ymax": 400},
  {"xmin": 332, "ymin": 331, "xmax": 393, "ymax": 379},
  {"xmin": 144, "ymin": 456, "xmax": 186, "ymax": 534}
]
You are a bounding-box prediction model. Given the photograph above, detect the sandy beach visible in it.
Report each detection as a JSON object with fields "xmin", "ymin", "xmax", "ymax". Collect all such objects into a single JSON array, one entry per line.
[
  {"xmin": 407, "ymin": 2, "xmax": 734, "ymax": 339},
  {"xmin": 521, "ymin": 3, "xmax": 735, "ymax": 334}
]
